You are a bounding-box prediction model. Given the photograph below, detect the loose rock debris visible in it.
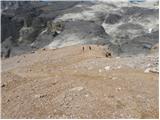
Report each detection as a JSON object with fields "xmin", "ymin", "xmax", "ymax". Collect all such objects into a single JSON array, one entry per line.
[{"xmin": 1, "ymin": 1, "xmax": 159, "ymax": 119}]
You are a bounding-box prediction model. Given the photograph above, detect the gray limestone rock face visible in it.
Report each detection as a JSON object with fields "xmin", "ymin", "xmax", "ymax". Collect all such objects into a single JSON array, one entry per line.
[
  {"xmin": 46, "ymin": 21, "xmax": 112, "ymax": 49},
  {"xmin": 104, "ymin": 14, "xmax": 122, "ymax": 24},
  {"xmin": 1, "ymin": 1, "xmax": 159, "ymax": 57}
]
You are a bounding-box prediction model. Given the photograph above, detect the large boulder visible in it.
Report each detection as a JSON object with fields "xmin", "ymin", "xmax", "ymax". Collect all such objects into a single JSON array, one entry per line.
[
  {"xmin": 104, "ymin": 13, "xmax": 121, "ymax": 24},
  {"xmin": 1, "ymin": 37, "xmax": 13, "ymax": 58}
]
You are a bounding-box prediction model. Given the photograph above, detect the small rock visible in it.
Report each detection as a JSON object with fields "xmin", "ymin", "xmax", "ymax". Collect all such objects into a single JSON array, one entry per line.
[
  {"xmin": 143, "ymin": 44, "xmax": 152, "ymax": 49},
  {"xmin": 116, "ymin": 87, "xmax": 121, "ymax": 91},
  {"xmin": 70, "ymin": 86, "xmax": 84, "ymax": 91},
  {"xmin": 40, "ymin": 94, "xmax": 47, "ymax": 98},
  {"xmin": 108, "ymin": 95, "xmax": 114, "ymax": 98},
  {"xmin": 117, "ymin": 66, "xmax": 121, "ymax": 69},
  {"xmin": 148, "ymin": 28, "xmax": 152, "ymax": 33},
  {"xmin": 1, "ymin": 84, "xmax": 6, "ymax": 88},
  {"xmin": 53, "ymin": 109, "xmax": 57, "ymax": 113},
  {"xmin": 34, "ymin": 95, "xmax": 39, "ymax": 98},
  {"xmin": 42, "ymin": 48, "xmax": 46, "ymax": 51},
  {"xmin": 30, "ymin": 42, "xmax": 35, "ymax": 48},
  {"xmin": 116, "ymin": 57, "xmax": 120, "ymax": 59},
  {"xmin": 31, "ymin": 51, "xmax": 35, "ymax": 53},
  {"xmin": 47, "ymin": 115, "xmax": 52, "ymax": 118},
  {"xmin": 88, "ymin": 67, "xmax": 93, "ymax": 70},
  {"xmin": 108, "ymin": 76, "xmax": 112, "ymax": 79},
  {"xmin": 144, "ymin": 68, "xmax": 151, "ymax": 73},
  {"xmin": 85, "ymin": 94, "xmax": 89, "ymax": 97},
  {"xmin": 104, "ymin": 66, "xmax": 110, "ymax": 71},
  {"xmin": 35, "ymin": 94, "xmax": 47, "ymax": 98},
  {"xmin": 52, "ymin": 82, "xmax": 57, "ymax": 85},
  {"xmin": 150, "ymin": 68, "xmax": 159, "ymax": 73},
  {"xmin": 112, "ymin": 77, "xmax": 117, "ymax": 80},
  {"xmin": 147, "ymin": 64, "xmax": 151, "ymax": 67},
  {"xmin": 75, "ymin": 105, "xmax": 80, "ymax": 108},
  {"xmin": 99, "ymin": 69, "xmax": 102, "ymax": 73}
]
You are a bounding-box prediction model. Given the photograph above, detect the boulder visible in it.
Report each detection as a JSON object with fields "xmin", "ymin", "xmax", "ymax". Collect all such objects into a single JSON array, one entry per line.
[
  {"xmin": 104, "ymin": 13, "xmax": 121, "ymax": 24},
  {"xmin": 1, "ymin": 36, "xmax": 13, "ymax": 58}
]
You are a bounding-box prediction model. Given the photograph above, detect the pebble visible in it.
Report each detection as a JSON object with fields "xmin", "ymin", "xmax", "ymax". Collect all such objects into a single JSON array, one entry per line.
[
  {"xmin": 116, "ymin": 87, "xmax": 122, "ymax": 91},
  {"xmin": 112, "ymin": 77, "xmax": 117, "ymax": 80},
  {"xmin": 144, "ymin": 68, "xmax": 150, "ymax": 73},
  {"xmin": 70, "ymin": 86, "xmax": 84, "ymax": 91},
  {"xmin": 150, "ymin": 67, "xmax": 159, "ymax": 73},
  {"xmin": 85, "ymin": 94, "xmax": 89, "ymax": 97},
  {"xmin": 1, "ymin": 84, "xmax": 6, "ymax": 88},
  {"xmin": 53, "ymin": 109, "xmax": 57, "ymax": 113},
  {"xmin": 108, "ymin": 95, "xmax": 114, "ymax": 98},
  {"xmin": 104, "ymin": 66, "xmax": 110, "ymax": 71},
  {"xmin": 147, "ymin": 64, "xmax": 151, "ymax": 67},
  {"xmin": 42, "ymin": 48, "xmax": 46, "ymax": 51},
  {"xmin": 108, "ymin": 76, "xmax": 112, "ymax": 79},
  {"xmin": 35, "ymin": 95, "xmax": 40, "ymax": 98},
  {"xmin": 117, "ymin": 66, "xmax": 121, "ymax": 69},
  {"xmin": 148, "ymin": 28, "xmax": 152, "ymax": 33},
  {"xmin": 47, "ymin": 115, "xmax": 52, "ymax": 118},
  {"xmin": 88, "ymin": 67, "xmax": 93, "ymax": 70},
  {"xmin": 143, "ymin": 44, "xmax": 152, "ymax": 49},
  {"xmin": 31, "ymin": 51, "xmax": 35, "ymax": 53},
  {"xmin": 52, "ymin": 82, "xmax": 57, "ymax": 85},
  {"xmin": 35, "ymin": 94, "xmax": 47, "ymax": 98},
  {"xmin": 40, "ymin": 94, "xmax": 47, "ymax": 98},
  {"xmin": 144, "ymin": 67, "xmax": 159, "ymax": 73},
  {"xmin": 99, "ymin": 69, "xmax": 102, "ymax": 73}
]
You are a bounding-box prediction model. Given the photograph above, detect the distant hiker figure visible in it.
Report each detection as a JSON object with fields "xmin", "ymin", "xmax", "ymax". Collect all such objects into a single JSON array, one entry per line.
[
  {"xmin": 105, "ymin": 52, "xmax": 111, "ymax": 57},
  {"xmin": 89, "ymin": 46, "xmax": 91, "ymax": 50},
  {"xmin": 82, "ymin": 46, "xmax": 85, "ymax": 52}
]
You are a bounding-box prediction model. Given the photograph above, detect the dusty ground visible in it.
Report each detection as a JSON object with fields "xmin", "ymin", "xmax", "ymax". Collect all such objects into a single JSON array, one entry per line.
[{"xmin": 1, "ymin": 45, "xmax": 159, "ymax": 119}]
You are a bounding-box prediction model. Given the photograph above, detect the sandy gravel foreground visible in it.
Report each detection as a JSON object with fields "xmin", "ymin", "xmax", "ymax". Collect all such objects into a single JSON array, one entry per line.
[{"xmin": 1, "ymin": 45, "xmax": 159, "ymax": 119}]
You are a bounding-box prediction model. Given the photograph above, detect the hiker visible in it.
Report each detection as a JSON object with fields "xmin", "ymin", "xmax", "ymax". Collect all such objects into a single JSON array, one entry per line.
[
  {"xmin": 82, "ymin": 46, "xmax": 85, "ymax": 51},
  {"xmin": 105, "ymin": 52, "xmax": 111, "ymax": 57},
  {"xmin": 89, "ymin": 46, "xmax": 91, "ymax": 50}
]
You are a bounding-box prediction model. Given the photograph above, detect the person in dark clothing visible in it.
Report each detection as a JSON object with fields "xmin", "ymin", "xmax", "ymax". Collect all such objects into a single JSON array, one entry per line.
[{"xmin": 82, "ymin": 46, "xmax": 85, "ymax": 51}]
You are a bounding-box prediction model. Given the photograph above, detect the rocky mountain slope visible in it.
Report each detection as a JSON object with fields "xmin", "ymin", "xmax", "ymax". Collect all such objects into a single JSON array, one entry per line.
[
  {"xmin": 1, "ymin": 1, "xmax": 159, "ymax": 57},
  {"xmin": 1, "ymin": 1, "xmax": 159, "ymax": 119}
]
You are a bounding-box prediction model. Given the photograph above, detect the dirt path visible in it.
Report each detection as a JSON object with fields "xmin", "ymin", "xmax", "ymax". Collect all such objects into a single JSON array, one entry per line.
[{"xmin": 1, "ymin": 45, "xmax": 159, "ymax": 118}]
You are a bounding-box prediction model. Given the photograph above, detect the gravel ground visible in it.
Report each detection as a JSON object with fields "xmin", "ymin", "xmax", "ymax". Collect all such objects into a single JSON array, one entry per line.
[{"xmin": 1, "ymin": 45, "xmax": 159, "ymax": 119}]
